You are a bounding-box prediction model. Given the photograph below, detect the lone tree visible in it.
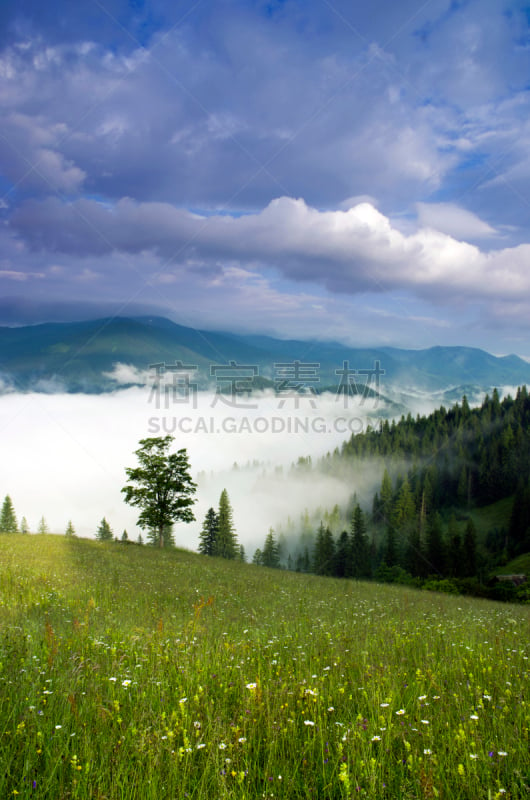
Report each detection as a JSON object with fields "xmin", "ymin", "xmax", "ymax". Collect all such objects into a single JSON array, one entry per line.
[
  {"xmin": 0, "ymin": 495, "xmax": 18, "ymax": 533},
  {"xmin": 65, "ymin": 520, "xmax": 75, "ymax": 537},
  {"xmin": 96, "ymin": 517, "xmax": 113, "ymax": 541},
  {"xmin": 122, "ymin": 436, "xmax": 197, "ymax": 548}
]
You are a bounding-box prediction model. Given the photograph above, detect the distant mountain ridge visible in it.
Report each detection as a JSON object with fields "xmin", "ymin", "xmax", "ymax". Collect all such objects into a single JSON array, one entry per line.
[{"xmin": 0, "ymin": 316, "xmax": 529, "ymax": 400}]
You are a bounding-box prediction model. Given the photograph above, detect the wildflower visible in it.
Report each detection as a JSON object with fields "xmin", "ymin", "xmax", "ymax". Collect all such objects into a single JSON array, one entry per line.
[
  {"xmin": 424, "ymin": 749, "xmax": 432, "ymax": 755},
  {"xmin": 396, "ymin": 709, "xmax": 405, "ymax": 715},
  {"xmin": 219, "ymin": 743, "xmax": 227, "ymax": 750},
  {"xmin": 470, "ymin": 714, "xmax": 478, "ymax": 720},
  {"xmin": 421, "ymin": 719, "xmax": 429, "ymax": 725},
  {"xmin": 304, "ymin": 720, "xmax": 315, "ymax": 726},
  {"xmin": 470, "ymin": 754, "xmax": 479, "ymax": 759},
  {"xmin": 380, "ymin": 702, "xmax": 389, "ymax": 708},
  {"xmin": 418, "ymin": 695, "xmax": 427, "ymax": 701},
  {"xmin": 327, "ymin": 706, "xmax": 334, "ymax": 712},
  {"xmin": 371, "ymin": 735, "xmax": 381, "ymax": 742},
  {"xmin": 109, "ymin": 677, "xmax": 117, "ymax": 682},
  {"xmin": 122, "ymin": 680, "xmax": 131, "ymax": 688},
  {"xmin": 55, "ymin": 725, "xmax": 62, "ymax": 730},
  {"xmin": 196, "ymin": 743, "xmax": 206, "ymax": 750},
  {"xmin": 238, "ymin": 737, "xmax": 247, "ymax": 743},
  {"xmin": 245, "ymin": 683, "xmax": 257, "ymax": 690},
  {"xmin": 498, "ymin": 751, "xmax": 508, "ymax": 757}
]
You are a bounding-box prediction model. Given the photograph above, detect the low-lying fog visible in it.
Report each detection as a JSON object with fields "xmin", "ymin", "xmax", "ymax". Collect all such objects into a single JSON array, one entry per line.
[{"xmin": 0, "ymin": 385, "xmax": 488, "ymax": 555}]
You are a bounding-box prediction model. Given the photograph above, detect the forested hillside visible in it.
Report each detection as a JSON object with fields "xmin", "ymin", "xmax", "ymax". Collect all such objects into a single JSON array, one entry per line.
[{"xmin": 253, "ymin": 387, "xmax": 530, "ymax": 600}]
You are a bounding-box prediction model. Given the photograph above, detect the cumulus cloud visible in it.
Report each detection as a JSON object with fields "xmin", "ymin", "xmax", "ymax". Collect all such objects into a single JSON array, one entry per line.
[{"xmin": 9, "ymin": 195, "xmax": 530, "ymax": 306}]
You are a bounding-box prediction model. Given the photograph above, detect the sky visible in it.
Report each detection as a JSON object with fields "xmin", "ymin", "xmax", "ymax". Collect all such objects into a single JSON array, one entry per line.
[{"xmin": 1, "ymin": 0, "xmax": 530, "ymax": 353}]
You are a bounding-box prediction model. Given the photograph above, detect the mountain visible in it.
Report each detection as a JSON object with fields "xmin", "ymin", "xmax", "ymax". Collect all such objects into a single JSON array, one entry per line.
[{"xmin": 1, "ymin": 315, "xmax": 529, "ymax": 398}]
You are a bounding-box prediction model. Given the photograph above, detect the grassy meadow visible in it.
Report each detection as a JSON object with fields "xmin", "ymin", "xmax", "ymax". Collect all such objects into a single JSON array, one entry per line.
[{"xmin": 0, "ymin": 534, "xmax": 528, "ymax": 799}]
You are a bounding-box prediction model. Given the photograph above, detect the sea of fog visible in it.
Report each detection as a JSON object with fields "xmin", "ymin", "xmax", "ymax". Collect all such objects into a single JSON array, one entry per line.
[{"xmin": 0, "ymin": 386, "xmax": 466, "ymax": 554}]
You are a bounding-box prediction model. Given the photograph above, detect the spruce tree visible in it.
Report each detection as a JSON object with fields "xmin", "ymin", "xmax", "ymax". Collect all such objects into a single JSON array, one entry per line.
[
  {"xmin": 262, "ymin": 528, "xmax": 280, "ymax": 568},
  {"xmin": 121, "ymin": 530, "xmax": 128, "ymax": 542},
  {"xmin": 96, "ymin": 517, "xmax": 113, "ymax": 541},
  {"xmin": 20, "ymin": 516, "xmax": 29, "ymax": 534},
  {"xmin": 0, "ymin": 495, "xmax": 18, "ymax": 533},
  {"xmin": 351, "ymin": 504, "xmax": 370, "ymax": 578},
  {"xmin": 334, "ymin": 530, "xmax": 350, "ymax": 578},
  {"xmin": 216, "ymin": 489, "xmax": 238, "ymax": 559},
  {"xmin": 37, "ymin": 516, "xmax": 49, "ymax": 534},
  {"xmin": 198, "ymin": 508, "xmax": 219, "ymax": 556},
  {"xmin": 65, "ymin": 520, "xmax": 75, "ymax": 537}
]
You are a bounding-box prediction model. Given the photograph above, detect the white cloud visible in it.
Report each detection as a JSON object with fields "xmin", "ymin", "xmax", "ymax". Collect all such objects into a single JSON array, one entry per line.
[
  {"xmin": 10, "ymin": 195, "xmax": 530, "ymax": 306},
  {"xmin": 416, "ymin": 202, "xmax": 497, "ymax": 240}
]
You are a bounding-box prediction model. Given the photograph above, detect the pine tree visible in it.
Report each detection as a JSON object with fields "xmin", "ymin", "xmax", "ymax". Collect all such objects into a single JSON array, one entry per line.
[
  {"xmin": 121, "ymin": 529, "xmax": 128, "ymax": 542},
  {"xmin": 334, "ymin": 530, "xmax": 350, "ymax": 578},
  {"xmin": 37, "ymin": 516, "xmax": 49, "ymax": 534},
  {"xmin": 239, "ymin": 544, "xmax": 246, "ymax": 562},
  {"xmin": 313, "ymin": 523, "xmax": 335, "ymax": 576},
  {"xmin": 216, "ymin": 489, "xmax": 238, "ymax": 559},
  {"xmin": 351, "ymin": 504, "xmax": 370, "ymax": 578},
  {"xmin": 426, "ymin": 513, "xmax": 445, "ymax": 576},
  {"xmin": 20, "ymin": 516, "xmax": 29, "ymax": 534},
  {"xmin": 262, "ymin": 528, "xmax": 280, "ymax": 568},
  {"xmin": 65, "ymin": 520, "xmax": 75, "ymax": 537},
  {"xmin": 198, "ymin": 508, "xmax": 219, "ymax": 556},
  {"xmin": 96, "ymin": 517, "xmax": 113, "ymax": 541},
  {"xmin": 137, "ymin": 533, "xmax": 143, "ymax": 545},
  {"xmin": 0, "ymin": 495, "xmax": 18, "ymax": 533},
  {"xmin": 252, "ymin": 548, "xmax": 263, "ymax": 565}
]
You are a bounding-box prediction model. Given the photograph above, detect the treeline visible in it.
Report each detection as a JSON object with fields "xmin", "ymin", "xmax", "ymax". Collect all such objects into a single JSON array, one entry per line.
[{"xmin": 251, "ymin": 388, "xmax": 530, "ymax": 601}]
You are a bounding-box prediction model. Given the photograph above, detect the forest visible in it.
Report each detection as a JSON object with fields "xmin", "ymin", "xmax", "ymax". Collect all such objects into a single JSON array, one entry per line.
[{"xmin": 207, "ymin": 387, "xmax": 530, "ymax": 601}]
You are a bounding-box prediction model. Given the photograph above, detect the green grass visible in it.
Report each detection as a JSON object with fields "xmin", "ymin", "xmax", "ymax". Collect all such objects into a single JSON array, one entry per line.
[
  {"xmin": 0, "ymin": 534, "xmax": 529, "ymax": 799},
  {"xmin": 496, "ymin": 553, "xmax": 530, "ymax": 576},
  {"xmin": 467, "ymin": 497, "xmax": 514, "ymax": 537}
]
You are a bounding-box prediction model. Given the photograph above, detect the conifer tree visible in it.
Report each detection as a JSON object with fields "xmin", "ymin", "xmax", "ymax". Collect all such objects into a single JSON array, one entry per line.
[
  {"xmin": 198, "ymin": 508, "xmax": 219, "ymax": 556},
  {"xmin": 65, "ymin": 520, "xmax": 75, "ymax": 537},
  {"xmin": 20, "ymin": 516, "xmax": 29, "ymax": 534},
  {"xmin": 252, "ymin": 548, "xmax": 263, "ymax": 565},
  {"xmin": 351, "ymin": 504, "xmax": 370, "ymax": 578},
  {"xmin": 262, "ymin": 528, "xmax": 280, "ymax": 568},
  {"xmin": 37, "ymin": 516, "xmax": 49, "ymax": 534},
  {"xmin": 426, "ymin": 513, "xmax": 445, "ymax": 575},
  {"xmin": 216, "ymin": 489, "xmax": 238, "ymax": 559},
  {"xmin": 334, "ymin": 530, "xmax": 350, "ymax": 578},
  {"xmin": 121, "ymin": 530, "xmax": 128, "ymax": 542},
  {"xmin": 96, "ymin": 517, "xmax": 113, "ymax": 541},
  {"xmin": 0, "ymin": 495, "xmax": 18, "ymax": 533},
  {"xmin": 239, "ymin": 544, "xmax": 246, "ymax": 562},
  {"xmin": 313, "ymin": 522, "xmax": 335, "ymax": 576}
]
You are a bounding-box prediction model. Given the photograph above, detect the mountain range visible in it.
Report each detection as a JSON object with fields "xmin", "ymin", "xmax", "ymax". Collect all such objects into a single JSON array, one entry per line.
[{"xmin": 0, "ymin": 316, "xmax": 529, "ymax": 405}]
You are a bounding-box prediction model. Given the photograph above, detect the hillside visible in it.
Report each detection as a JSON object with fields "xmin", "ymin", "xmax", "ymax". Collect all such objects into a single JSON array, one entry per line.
[
  {"xmin": 0, "ymin": 533, "xmax": 528, "ymax": 799},
  {"xmin": 1, "ymin": 315, "xmax": 530, "ymax": 396},
  {"xmin": 258, "ymin": 388, "xmax": 530, "ymax": 597}
]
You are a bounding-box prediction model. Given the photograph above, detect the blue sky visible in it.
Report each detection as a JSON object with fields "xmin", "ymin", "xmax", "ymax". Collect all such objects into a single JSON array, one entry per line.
[{"xmin": 1, "ymin": 0, "xmax": 530, "ymax": 353}]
